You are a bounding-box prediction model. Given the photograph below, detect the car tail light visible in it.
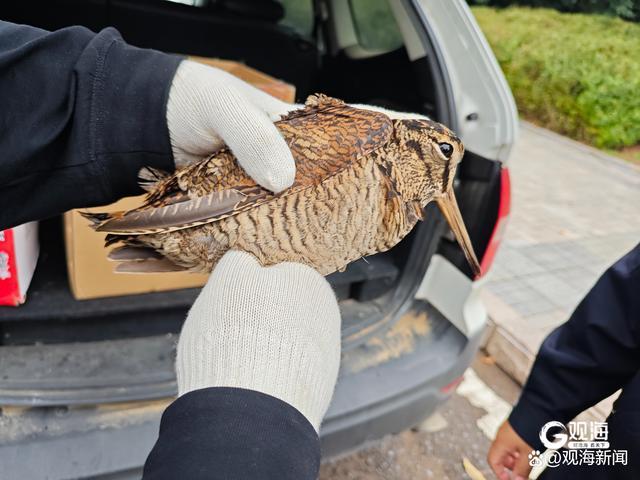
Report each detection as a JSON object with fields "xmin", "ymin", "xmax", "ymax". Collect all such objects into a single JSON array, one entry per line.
[
  {"xmin": 440, "ymin": 375, "xmax": 464, "ymax": 394},
  {"xmin": 477, "ymin": 167, "xmax": 511, "ymax": 278}
]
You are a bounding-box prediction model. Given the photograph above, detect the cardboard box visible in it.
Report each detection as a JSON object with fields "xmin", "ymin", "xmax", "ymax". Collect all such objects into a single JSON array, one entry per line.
[
  {"xmin": 64, "ymin": 58, "xmax": 295, "ymax": 300},
  {"xmin": 65, "ymin": 196, "xmax": 209, "ymax": 300},
  {"xmin": 189, "ymin": 56, "xmax": 296, "ymax": 103},
  {"xmin": 0, "ymin": 222, "xmax": 39, "ymax": 306}
]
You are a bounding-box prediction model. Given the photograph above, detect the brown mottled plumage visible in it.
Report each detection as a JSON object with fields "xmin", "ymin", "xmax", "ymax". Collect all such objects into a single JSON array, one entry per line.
[{"xmin": 85, "ymin": 95, "xmax": 480, "ymax": 276}]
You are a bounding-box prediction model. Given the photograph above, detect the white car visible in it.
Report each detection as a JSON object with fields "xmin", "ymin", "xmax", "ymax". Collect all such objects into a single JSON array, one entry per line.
[{"xmin": 0, "ymin": 0, "xmax": 517, "ymax": 477}]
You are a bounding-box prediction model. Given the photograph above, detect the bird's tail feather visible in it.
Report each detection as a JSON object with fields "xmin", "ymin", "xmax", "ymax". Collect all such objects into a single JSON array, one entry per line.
[
  {"xmin": 80, "ymin": 211, "xmax": 128, "ymax": 231},
  {"xmin": 107, "ymin": 246, "xmax": 163, "ymax": 261},
  {"xmin": 79, "ymin": 211, "xmax": 111, "ymax": 227},
  {"xmin": 114, "ymin": 257, "xmax": 188, "ymax": 273}
]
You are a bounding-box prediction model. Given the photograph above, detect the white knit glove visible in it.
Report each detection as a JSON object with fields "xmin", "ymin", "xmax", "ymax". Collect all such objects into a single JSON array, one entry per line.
[
  {"xmin": 176, "ymin": 250, "xmax": 341, "ymax": 433},
  {"xmin": 166, "ymin": 60, "xmax": 296, "ymax": 193}
]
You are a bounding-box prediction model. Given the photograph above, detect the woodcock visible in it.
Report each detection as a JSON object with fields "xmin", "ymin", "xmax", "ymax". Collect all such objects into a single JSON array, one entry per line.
[{"xmin": 86, "ymin": 95, "xmax": 481, "ymax": 276}]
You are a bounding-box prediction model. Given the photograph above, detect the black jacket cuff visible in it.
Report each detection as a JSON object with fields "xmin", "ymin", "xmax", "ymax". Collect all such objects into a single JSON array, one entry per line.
[
  {"xmin": 508, "ymin": 395, "xmax": 556, "ymax": 451},
  {"xmin": 80, "ymin": 28, "xmax": 182, "ymax": 202},
  {"xmin": 143, "ymin": 387, "xmax": 320, "ymax": 480}
]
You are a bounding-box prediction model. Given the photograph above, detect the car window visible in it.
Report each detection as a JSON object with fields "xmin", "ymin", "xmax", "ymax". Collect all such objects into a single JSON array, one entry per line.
[
  {"xmin": 279, "ymin": 0, "xmax": 314, "ymax": 37},
  {"xmin": 349, "ymin": 0, "xmax": 403, "ymax": 52}
]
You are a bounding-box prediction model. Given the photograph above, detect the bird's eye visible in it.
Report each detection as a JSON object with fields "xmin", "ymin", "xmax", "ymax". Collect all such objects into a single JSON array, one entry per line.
[{"xmin": 439, "ymin": 142, "xmax": 453, "ymax": 158}]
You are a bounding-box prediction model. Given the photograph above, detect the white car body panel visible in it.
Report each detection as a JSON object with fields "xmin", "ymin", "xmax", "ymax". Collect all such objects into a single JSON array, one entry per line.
[
  {"xmin": 416, "ymin": 255, "xmax": 488, "ymax": 339},
  {"xmin": 411, "ymin": 0, "xmax": 518, "ymax": 163}
]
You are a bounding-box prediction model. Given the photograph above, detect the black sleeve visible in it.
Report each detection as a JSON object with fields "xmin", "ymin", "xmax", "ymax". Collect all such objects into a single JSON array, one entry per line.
[
  {"xmin": 0, "ymin": 21, "xmax": 182, "ymax": 230},
  {"xmin": 142, "ymin": 387, "xmax": 321, "ymax": 480},
  {"xmin": 509, "ymin": 243, "xmax": 640, "ymax": 450}
]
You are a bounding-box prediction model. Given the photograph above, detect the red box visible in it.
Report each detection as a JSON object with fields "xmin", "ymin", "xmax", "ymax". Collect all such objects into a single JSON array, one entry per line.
[{"xmin": 0, "ymin": 222, "xmax": 39, "ymax": 306}]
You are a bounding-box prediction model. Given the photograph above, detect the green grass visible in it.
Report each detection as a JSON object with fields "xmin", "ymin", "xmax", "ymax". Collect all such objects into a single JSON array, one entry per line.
[{"xmin": 472, "ymin": 6, "xmax": 640, "ymax": 149}]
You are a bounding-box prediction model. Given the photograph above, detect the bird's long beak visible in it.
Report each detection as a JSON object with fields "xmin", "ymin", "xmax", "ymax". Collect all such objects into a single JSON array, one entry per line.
[{"xmin": 436, "ymin": 189, "xmax": 481, "ymax": 277}]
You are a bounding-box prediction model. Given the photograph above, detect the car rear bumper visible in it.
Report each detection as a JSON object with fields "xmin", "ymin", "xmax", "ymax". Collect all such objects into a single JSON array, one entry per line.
[
  {"xmin": 322, "ymin": 298, "xmax": 483, "ymax": 457},
  {"xmin": 0, "ymin": 295, "xmax": 484, "ymax": 479}
]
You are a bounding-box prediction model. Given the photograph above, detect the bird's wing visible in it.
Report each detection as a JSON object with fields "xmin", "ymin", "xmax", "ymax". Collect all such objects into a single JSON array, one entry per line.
[
  {"xmin": 86, "ymin": 95, "xmax": 393, "ymax": 235},
  {"xmin": 277, "ymin": 94, "xmax": 393, "ymax": 187}
]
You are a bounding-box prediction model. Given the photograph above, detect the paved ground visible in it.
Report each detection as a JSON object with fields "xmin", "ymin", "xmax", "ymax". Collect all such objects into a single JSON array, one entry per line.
[
  {"xmin": 319, "ymin": 355, "xmax": 521, "ymax": 480},
  {"xmin": 482, "ymin": 122, "xmax": 640, "ymax": 385}
]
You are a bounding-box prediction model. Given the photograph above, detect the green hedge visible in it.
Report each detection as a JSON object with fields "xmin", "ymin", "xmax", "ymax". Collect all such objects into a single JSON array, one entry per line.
[
  {"xmin": 473, "ymin": 7, "xmax": 640, "ymax": 148},
  {"xmin": 468, "ymin": 1, "xmax": 639, "ymax": 22}
]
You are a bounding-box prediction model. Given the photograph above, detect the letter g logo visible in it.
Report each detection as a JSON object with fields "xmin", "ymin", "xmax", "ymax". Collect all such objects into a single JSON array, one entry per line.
[{"xmin": 539, "ymin": 421, "xmax": 568, "ymax": 449}]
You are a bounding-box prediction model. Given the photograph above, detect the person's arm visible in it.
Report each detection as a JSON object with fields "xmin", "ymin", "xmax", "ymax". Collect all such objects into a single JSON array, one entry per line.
[
  {"xmin": 0, "ymin": 21, "xmax": 180, "ymax": 229},
  {"xmin": 144, "ymin": 388, "xmax": 321, "ymax": 480},
  {"xmin": 143, "ymin": 251, "xmax": 341, "ymax": 479},
  {"xmin": 488, "ymin": 243, "xmax": 640, "ymax": 479},
  {"xmin": 0, "ymin": 22, "xmax": 297, "ymax": 231}
]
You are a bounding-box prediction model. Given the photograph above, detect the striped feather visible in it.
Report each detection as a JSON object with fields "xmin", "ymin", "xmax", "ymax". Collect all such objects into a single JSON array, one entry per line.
[
  {"xmin": 115, "ymin": 258, "xmax": 187, "ymax": 273},
  {"xmin": 94, "ymin": 189, "xmax": 255, "ymax": 235},
  {"xmin": 107, "ymin": 246, "xmax": 163, "ymax": 261}
]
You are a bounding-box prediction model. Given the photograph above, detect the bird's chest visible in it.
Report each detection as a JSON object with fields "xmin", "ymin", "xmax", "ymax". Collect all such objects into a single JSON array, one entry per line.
[
  {"xmin": 229, "ymin": 158, "xmax": 392, "ymax": 273},
  {"xmin": 160, "ymin": 158, "xmax": 415, "ymax": 275}
]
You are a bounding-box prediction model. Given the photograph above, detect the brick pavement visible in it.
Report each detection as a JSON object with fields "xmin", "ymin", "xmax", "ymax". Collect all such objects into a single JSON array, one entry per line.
[{"xmin": 482, "ymin": 122, "xmax": 640, "ymax": 393}]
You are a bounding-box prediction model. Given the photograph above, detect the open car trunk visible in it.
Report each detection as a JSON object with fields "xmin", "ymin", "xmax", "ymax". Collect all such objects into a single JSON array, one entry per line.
[
  {"xmin": 0, "ymin": 0, "xmax": 500, "ymax": 403},
  {"xmin": 0, "ymin": 1, "xmax": 505, "ymax": 471}
]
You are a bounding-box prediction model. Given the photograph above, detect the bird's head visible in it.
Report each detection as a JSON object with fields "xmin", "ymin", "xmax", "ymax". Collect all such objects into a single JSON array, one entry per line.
[{"xmin": 391, "ymin": 118, "xmax": 480, "ymax": 276}]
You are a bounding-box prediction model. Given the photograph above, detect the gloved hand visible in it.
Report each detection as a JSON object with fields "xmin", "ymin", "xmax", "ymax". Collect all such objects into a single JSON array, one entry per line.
[
  {"xmin": 166, "ymin": 60, "xmax": 296, "ymax": 193},
  {"xmin": 176, "ymin": 250, "xmax": 341, "ymax": 432}
]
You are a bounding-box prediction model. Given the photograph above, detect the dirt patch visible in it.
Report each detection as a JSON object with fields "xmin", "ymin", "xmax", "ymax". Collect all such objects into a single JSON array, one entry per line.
[
  {"xmin": 610, "ymin": 145, "xmax": 640, "ymax": 167},
  {"xmin": 319, "ymin": 394, "xmax": 495, "ymax": 480}
]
